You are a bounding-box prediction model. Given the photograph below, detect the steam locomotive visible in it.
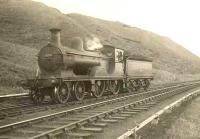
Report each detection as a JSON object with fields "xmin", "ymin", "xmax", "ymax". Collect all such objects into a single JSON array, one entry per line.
[{"xmin": 22, "ymin": 28, "xmax": 153, "ymax": 104}]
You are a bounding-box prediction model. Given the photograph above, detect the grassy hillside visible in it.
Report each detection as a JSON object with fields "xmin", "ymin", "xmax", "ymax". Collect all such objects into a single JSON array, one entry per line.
[
  {"xmin": 0, "ymin": 40, "xmax": 37, "ymax": 86},
  {"xmin": 0, "ymin": 0, "xmax": 90, "ymax": 48},
  {"xmin": 68, "ymin": 14, "xmax": 200, "ymax": 74},
  {"xmin": 0, "ymin": 0, "xmax": 200, "ymax": 94}
]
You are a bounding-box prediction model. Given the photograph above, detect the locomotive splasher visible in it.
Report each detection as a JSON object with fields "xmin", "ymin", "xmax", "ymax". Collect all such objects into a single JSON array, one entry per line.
[{"xmin": 21, "ymin": 28, "xmax": 153, "ymax": 104}]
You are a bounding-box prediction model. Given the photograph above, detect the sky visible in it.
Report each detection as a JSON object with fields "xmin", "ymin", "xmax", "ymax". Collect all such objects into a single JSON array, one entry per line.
[{"xmin": 33, "ymin": 0, "xmax": 200, "ymax": 57}]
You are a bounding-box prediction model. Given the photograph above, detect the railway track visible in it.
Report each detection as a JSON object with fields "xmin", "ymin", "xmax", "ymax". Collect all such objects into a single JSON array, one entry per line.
[
  {"xmin": 0, "ymin": 92, "xmax": 130, "ymax": 120},
  {"xmin": 0, "ymin": 81, "xmax": 199, "ymax": 139},
  {"xmin": 0, "ymin": 84, "xmax": 183, "ymax": 123},
  {"xmin": 0, "ymin": 81, "xmax": 197, "ymax": 122},
  {"xmin": 0, "ymin": 87, "xmax": 154, "ymax": 120},
  {"xmin": 0, "ymin": 81, "xmax": 198, "ymax": 121},
  {"xmin": 0, "ymin": 80, "xmax": 197, "ymax": 100},
  {"xmin": 117, "ymin": 85, "xmax": 200, "ymax": 139}
]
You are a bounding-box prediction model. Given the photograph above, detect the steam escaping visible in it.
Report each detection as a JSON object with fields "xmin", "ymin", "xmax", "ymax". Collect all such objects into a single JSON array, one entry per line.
[{"xmin": 86, "ymin": 36, "xmax": 103, "ymax": 51}]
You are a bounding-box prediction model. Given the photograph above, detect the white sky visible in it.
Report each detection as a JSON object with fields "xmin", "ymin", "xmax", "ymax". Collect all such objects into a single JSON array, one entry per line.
[{"xmin": 33, "ymin": 0, "xmax": 200, "ymax": 57}]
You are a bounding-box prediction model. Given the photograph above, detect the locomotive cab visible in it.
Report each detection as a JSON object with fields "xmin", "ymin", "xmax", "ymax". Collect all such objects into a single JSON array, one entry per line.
[
  {"xmin": 101, "ymin": 45, "xmax": 124, "ymax": 62},
  {"xmin": 101, "ymin": 45, "xmax": 124, "ymax": 74}
]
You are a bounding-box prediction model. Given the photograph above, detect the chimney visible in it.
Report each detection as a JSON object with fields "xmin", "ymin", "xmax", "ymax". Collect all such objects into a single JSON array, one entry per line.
[{"xmin": 49, "ymin": 28, "xmax": 61, "ymax": 47}]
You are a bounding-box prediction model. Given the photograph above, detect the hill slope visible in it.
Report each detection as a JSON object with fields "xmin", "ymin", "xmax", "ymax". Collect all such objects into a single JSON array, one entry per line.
[
  {"xmin": 0, "ymin": 0, "xmax": 200, "ymax": 93},
  {"xmin": 68, "ymin": 13, "xmax": 200, "ymax": 74}
]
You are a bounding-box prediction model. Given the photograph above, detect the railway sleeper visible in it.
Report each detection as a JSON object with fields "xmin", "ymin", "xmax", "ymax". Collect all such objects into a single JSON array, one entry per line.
[
  {"xmin": 0, "ymin": 135, "xmax": 26, "ymax": 139},
  {"xmin": 144, "ymin": 102, "xmax": 156, "ymax": 106},
  {"xmin": 100, "ymin": 118, "xmax": 118, "ymax": 123},
  {"xmin": 65, "ymin": 117, "xmax": 86, "ymax": 121},
  {"xmin": 137, "ymin": 105, "xmax": 154, "ymax": 109},
  {"xmin": 15, "ymin": 129, "xmax": 44, "ymax": 134},
  {"xmin": 114, "ymin": 113, "xmax": 131, "ymax": 117},
  {"xmin": 0, "ymin": 112, "xmax": 8, "ymax": 118},
  {"xmin": 141, "ymin": 102, "xmax": 157, "ymax": 106},
  {"xmin": 79, "ymin": 112, "xmax": 99, "ymax": 115},
  {"xmin": 73, "ymin": 115, "xmax": 92, "ymax": 119},
  {"xmin": 120, "ymin": 111, "xmax": 138, "ymax": 115},
  {"xmin": 32, "ymin": 124, "xmax": 60, "ymax": 129},
  {"xmin": 125, "ymin": 109, "xmax": 141, "ymax": 113},
  {"xmin": 135, "ymin": 104, "xmax": 153, "ymax": 107},
  {"xmin": 88, "ymin": 122, "xmax": 107, "ymax": 127},
  {"xmin": 50, "ymin": 120, "xmax": 71, "ymax": 125},
  {"xmin": 79, "ymin": 126, "xmax": 103, "ymax": 133},
  {"xmin": 131, "ymin": 107, "xmax": 149, "ymax": 111},
  {"xmin": 110, "ymin": 116, "xmax": 126, "ymax": 120},
  {"xmin": 87, "ymin": 110, "xmax": 105, "ymax": 113},
  {"xmin": 5, "ymin": 111, "xmax": 21, "ymax": 117},
  {"xmin": 67, "ymin": 132, "xmax": 92, "ymax": 138}
]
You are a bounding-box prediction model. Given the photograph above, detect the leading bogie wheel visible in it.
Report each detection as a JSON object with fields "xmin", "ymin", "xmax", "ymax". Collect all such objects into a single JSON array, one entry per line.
[{"xmin": 30, "ymin": 89, "xmax": 44, "ymax": 104}]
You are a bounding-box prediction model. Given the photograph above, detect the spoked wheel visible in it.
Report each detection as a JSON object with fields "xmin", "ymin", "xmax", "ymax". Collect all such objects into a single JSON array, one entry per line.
[
  {"xmin": 127, "ymin": 80, "xmax": 139, "ymax": 93},
  {"xmin": 30, "ymin": 89, "xmax": 44, "ymax": 104},
  {"xmin": 93, "ymin": 80, "xmax": 105, "ymax": 98},
  {"xmin": 127, "ymin": 81, "xmax": 135, "ymax": 93},
  {"xmin": 137, "ymin": 80, "xmax": 142, "ymax": 90},
  {"xmin": 132, "ymin": 80, "xmax": 140, "ymax": 91},
  {"xmin": 109, "ymin": 80, "xmax": 120, "ymax": 95},
  {"xmin": 74, "ymin": 81, "xmax": 85, "ymax": 101},
  {"xmin": 50, "ymin": 90, "xmax": 58, "ymax": 103},
  {"xmin": 143, "ymin": 80, "xmax": 150, "ymax": 90},
  {"xmin": 53, "ymin": 83, "xmax": 71, "ymax": 104}
]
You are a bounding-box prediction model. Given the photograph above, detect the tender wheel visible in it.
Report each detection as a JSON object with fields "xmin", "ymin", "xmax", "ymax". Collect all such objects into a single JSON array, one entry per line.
[
  {"xmin": 132, "ymin": 80, "xmax": 140, "ymax": 91},
  {"xmin": 109, "ymin": 80, "xmax": 120, "ymax": 95},
  {"xmin": 143, "ymin": 79, "xmax": 150, "ymax": 90},
  {"xmin": 93, "ymin": 80, "xmax": 105, "ymax": 97},
  {"xmin": 127, "ymin": 80, "xmax": 138, "ymax": 93},
  {"xmin": 74, "ymin": 81, "xmax": 85, "ymax": 101},
  {"xmin": 53, "ymin": 83, "xmax": 71, "ymax": 104},
  {"xmin": 30, "ymin": 89, "xmax": 44, "ymax": 104},
  {"xmin": 127, "ymin": 81, "xmax": 134, "ymax": 93},
  {"xmin": 136, "ymin": 80, "xmax": 141, "ymax": 90}
]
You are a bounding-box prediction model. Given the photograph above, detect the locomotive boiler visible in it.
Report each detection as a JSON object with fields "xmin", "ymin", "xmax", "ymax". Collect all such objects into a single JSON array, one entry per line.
[{"xmin": 22, "ymin": 28, "xmax": 153, "ymax": 104}]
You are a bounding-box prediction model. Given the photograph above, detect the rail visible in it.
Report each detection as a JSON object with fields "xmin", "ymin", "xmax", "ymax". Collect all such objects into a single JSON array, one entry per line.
[{"xmin": 117, "ymin": 87, "xmax": 200, "ymax": 139}]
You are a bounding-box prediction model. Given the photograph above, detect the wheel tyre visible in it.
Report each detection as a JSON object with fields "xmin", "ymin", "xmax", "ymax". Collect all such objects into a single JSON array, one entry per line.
[
  {"xmin": 143, "ymin": 80, "xmax": 150, "ymax": 91},
  {"xmin": 127, "ymin": 81, "xmax": 134, "ymax": 93},
  {"xmin": 93, "ymin": 80, "xmax": 105, "ymax": 98},
  {"xmin": 30, "ymin": 89, "xmax": 44, "ymax": 104},
  {"xmin": 109, "ymin": 80, "xmax": 120, "ymax": 95},
  {"xmin": 50, "ymin": 91, "xmax": 59, "ymax": 103},
  {"xmin": 54, "ymin": 84, "xmax": 71, "ymax": 104},
  {"xmin": 136, "ymin": 80, "xmax": 141, "ymax": 90},
  {"xmin": 74, "ymin": 82, "xmax": 85, "ymax": 101}
]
